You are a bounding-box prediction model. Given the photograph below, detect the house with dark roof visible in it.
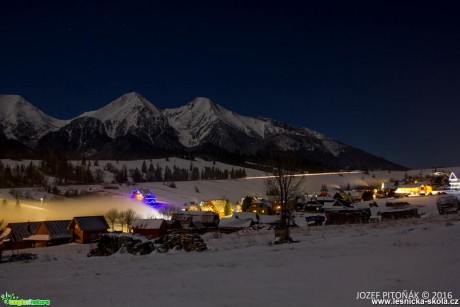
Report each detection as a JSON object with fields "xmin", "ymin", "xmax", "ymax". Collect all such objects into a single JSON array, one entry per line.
[
  {"xmin": 68, "ymin": 216, "xmax": 109, "ymax": 244},
  {"xmin": 132, "ymin": 219, "xmax": 168, "ymax": 239},
  {"xmin": 171, "ymin": 211, "xmax": 220, "ymax": 228},
  {"xmin": 4, "ymin": 221, "xmax": 41, "ymax": 250},
  {"xmin": 24, "ymin": 220, "xmax": 72, "ymax": 247},
  {"xmin": 245, "ymin": 199, "xmax": 273, "ymax": 215}
]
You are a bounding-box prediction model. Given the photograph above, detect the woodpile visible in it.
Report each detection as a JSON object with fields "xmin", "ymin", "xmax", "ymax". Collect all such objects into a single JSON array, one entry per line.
[
  {"xmin": 325, "ymin": 208, "xmax": 371, "ymax": 225},
  {"xmin": 380, "ymin": 208, "xmax": 420, "ymax": 220},
  {"xmin": 88, "ymin": 234, "xmax": 155, "ymax": 257},
  {"xmin": 154, "ymin": 233, "xmax": 207, "ymax": 252},
  {"xmin": 1, "ymin": 253, "xmax": 38, "ymax": 263},
  {"xmin": 88, "ymin": 233, "xmax": 207, "ymax": 257}
]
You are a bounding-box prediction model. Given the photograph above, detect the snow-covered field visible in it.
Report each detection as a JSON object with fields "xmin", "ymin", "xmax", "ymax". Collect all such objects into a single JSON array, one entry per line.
[
  {"xmin": 1, "ymin": 198, "xmax": 460, "ymax": 307},
  {"xmin": 2, "ymin": 160, "xmax": 460, "ymax": 306},
  {"xmin": 1, "ymin": 158, "xmax": 459, "ymax": 224}
]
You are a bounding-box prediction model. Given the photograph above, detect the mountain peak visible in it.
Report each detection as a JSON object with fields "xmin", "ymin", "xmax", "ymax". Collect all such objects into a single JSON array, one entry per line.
[
  {"xmin": 0, "ymin": 94, "xmax": 64, "ymax": 144},
  {"xmin": 186, "ymin": 97, "xmax": 220, "ymax": 112},
  {"xmin": 77, "ymin": 92, "xmax": 166, "ymax": 139},
  {"xmin": 0, "ymin": 94, "xmax": 35, "ymax": 118},
  {"xmin": 111, "ymin": 92, "xmax": 157, "ymax": 110},
  {"xmin": 79, "ymin": 92, "xmax": 161, "ymax": 121}
]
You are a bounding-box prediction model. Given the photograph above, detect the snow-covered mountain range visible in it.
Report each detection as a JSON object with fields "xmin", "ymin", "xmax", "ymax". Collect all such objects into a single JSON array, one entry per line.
[{"xmin": 0, "ymin": 93, "xmax": 405, "ymax": 170}]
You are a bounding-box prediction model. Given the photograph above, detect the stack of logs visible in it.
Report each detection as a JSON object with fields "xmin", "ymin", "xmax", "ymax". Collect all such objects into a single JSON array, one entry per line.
[
  {"xmin": 88, "ymin": 234, "xmax": 155, "ymax": 257},
  {"xmin": 88, "ymin": 233, "xmax": 207, "ymax": 257},
  {"xmin": 154, "ymin": 233, "xmax": 207, "ymax": 253}
]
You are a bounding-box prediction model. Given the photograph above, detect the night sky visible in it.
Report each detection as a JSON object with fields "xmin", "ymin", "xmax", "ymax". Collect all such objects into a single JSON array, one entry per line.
[{"xmin": 1, "ymin": 1, "xmax": 460, "ymax": 169}]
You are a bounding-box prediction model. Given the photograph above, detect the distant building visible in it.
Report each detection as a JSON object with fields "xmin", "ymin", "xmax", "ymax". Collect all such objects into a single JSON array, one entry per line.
[
  {"xmin": 68, "ymin": 216, "xmax": 109, "ymax": 244},
  {"xmin": 188, "ymin": 199, "xmax": 232, "ymax": 217},
  {"xmin": 244, "ymin": 199, "xmax": 273, "ymax": 215},
  {"xmin": 218, "ymin": 217, "xmax": 253, "ymax": 230},
  {"xmin": 171, "ymin": 211, "xmax": 219, "ymax": 228},
  {"xmin": 132, "ymin": 219, "xmax": 168, "ymax": 239},
  {"xmin": 394, "ymin": 183, "xmax": 432, "ymax": 196}
]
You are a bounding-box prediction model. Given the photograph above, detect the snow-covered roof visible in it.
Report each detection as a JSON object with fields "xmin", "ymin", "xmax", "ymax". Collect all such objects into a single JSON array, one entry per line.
[
  {"xmin": 218, "ymin": 218, "xmax": 252, "ymax": 228},
  {"xmin": 132, "ymin": 219, "xmax": 166, "ymax": 229},
  {"xmin": 251, "ymin": 199, "xmax": 273, "ymax": 208},
  {"xmin": 258, "ymin": 215, "xmax": 280, "ymax": 224},
  {"xmin": 24, "ymin": 234, "xmax": 50, "ymax": 241},
  {"xmin": 232, "ymin": 212, "xmax": 258, "ymax": 222},
  {"xmin": 175, "ymin": 211, "xmax": 219, "ymax": 217},
  {"xmin": 382, "ymin": 182, "xmax": 397, "ymax": 189},
  {"xmin": 323, "ymin": 199, "xmax": 349, "ymax": 209},
  {"xmin": 304, "ymin": 196, "xmax": 335, "ymax": 203}
]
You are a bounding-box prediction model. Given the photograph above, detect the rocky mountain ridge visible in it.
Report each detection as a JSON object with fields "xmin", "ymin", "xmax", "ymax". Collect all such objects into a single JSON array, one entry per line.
[{"xmin": 0, "ymin": 93, "xmax": 406, "ymax": 170}]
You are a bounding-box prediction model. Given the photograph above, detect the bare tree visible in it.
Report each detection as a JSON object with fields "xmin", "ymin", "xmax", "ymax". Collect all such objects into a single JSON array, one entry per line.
[
  {"xmin": 122, "ymin": 209, "xmax": 138, "ymax": 233},
  {"xmin": 264, "ymin": 152, "xmax": 305, "ymax": 240},
  {"xmin": 117, "ymin": 211, "xmax": 127, "ymax": 232},
  {"xmin": 105, "ymin": 208, "xmax": 119, "ymax": 231}
]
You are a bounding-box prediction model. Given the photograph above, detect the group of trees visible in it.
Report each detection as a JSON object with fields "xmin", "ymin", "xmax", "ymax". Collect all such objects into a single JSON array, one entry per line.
[
  {"xmin": 105, "ymin": 208, "xmax": 138, "ymax": 232},
  {"xmin": 105, "ymin": 161, "xmax": 247, "ymax": 184},
  {"xmin": 0, "ymin": 161, "xmax": 46, "ymax": 188},
  {"xmin": 0, "ymin": 154, "xmax": 248, "ymax": 188},
  {"xmin": 0, "ymin": 155, "xmax": 105, "ymax": 188}
]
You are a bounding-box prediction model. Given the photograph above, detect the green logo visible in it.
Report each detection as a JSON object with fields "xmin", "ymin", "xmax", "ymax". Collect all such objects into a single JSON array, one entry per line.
[{"xmin": 1, "ymin": 292, "xmax": 51, "ymax": 306}]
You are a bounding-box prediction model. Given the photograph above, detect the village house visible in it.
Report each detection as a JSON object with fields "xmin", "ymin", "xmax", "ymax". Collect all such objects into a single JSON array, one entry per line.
[
  {"xmin": 394, "ymin": 182, "xmax": 433, "ymax": 196},
  {"xmin": 187, "ymin": 199, "xmax": 232, "ymax": 217},
  {"xmin": 171, "ymin": 211, "xmax": 220, "ymax": 228},
  {"xmin": 245, "ymin": 198, "xmax": 273, "ymax": 215},
  {"xmin": 24, "ymin": 220, "xmax": 71, "ymax": 247},
  {"xmin": 68, "ymin": 216, "xmax": 109, "ymax": 244},
  {"xmin": 132, "ymin": 219, "xmax": 168, "ymax": 239},
  {"xmin": 3, "ymin": 221, "xmax": 41, "ymax": 250},
  {"xmin": 218, "ymin": 217, "xmax": 253, "ymax": 231}
]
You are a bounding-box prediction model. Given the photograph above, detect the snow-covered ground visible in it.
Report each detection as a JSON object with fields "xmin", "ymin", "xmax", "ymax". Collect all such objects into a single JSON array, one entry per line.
[
  {"xmin": 1, "ymin": 198, "xmax": 459, "ymax": 307},
  {"xmin": 2, "ymin": 161, "xmax": 460, "ymax": 306}
]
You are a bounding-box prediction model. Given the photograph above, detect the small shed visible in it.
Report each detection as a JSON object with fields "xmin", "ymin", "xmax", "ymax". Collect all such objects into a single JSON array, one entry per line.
[
  {"xmin": 172, "ymin": 211, "xmax": 219, "ymax": 228},
  {"xmin": 24, "ymin": 220, "xmax": 71, "ymax": 247},
  {"xmin": 218, "ymin": 217, "xmax": 253, "ymax": 229},
  {"xmin": 132, "ymin": 219, "xmax": 168, "ymax": 239},
  {"xmin": 233, "ymin": 212, "xmax": 259, "ymax": 223},
  {"xmin": 4, "ymin": 222, "xmax": 41, "ymax": 250},
  {"xmin": 68, "ymin": 216, "xmax": 109, "ymax": 244}
]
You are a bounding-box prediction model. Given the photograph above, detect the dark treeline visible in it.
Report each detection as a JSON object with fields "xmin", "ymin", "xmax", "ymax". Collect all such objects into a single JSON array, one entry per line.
[
  {"xmin": 0, "ymin": 154, "xmax": 247, "ymax": 188},
  {"xmin": 0, "ymin": 153, "xmax": 105, "ymax": 188},
  {"xmin": 108, "ymin": 161, "xmax": 247, "ymax": 183}
]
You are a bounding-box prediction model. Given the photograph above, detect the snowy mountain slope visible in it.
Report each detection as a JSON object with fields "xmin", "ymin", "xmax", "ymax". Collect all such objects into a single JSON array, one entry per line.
[
  {"xmin": 0, "ymin": 95, "xmax": 67, "ymax": 145},
  {"xmin": 38, "ymin": 117, "xmax": 112, "ymax": 157},
  {"xmin": 164, "ymin": 97, "xmax": 266, "ymax": 147},
  {"xmin": 78, "ymin": 92, "xmax": 164, "ymax": 139},
  {"xmin": 76, "ymin": 92, "xmax": 182, "ymax": 151},
  {"xmin": 164, "ymin": 97, "xmax": 349, "ymax": 158},
  {"xmin": 0, "ymin": 93, "xmax": 405, "ymax": 170}
]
